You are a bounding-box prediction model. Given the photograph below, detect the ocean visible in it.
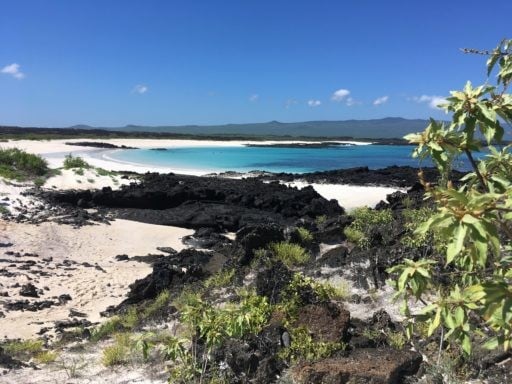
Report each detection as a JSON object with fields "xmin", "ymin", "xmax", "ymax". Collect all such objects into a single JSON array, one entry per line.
[{"xmin": 105, "ymin": 144, "xmax": 471, "ymax": 174}]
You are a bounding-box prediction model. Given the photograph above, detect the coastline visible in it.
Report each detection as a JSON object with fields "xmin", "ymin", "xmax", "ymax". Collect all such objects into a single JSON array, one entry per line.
[{"xmin": 1, "ymin": 138, "xmax": 402, "ymax": 209}]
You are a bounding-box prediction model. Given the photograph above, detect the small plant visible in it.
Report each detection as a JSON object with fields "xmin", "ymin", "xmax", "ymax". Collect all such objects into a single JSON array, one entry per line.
[
  {"xmin": 33, "ymin": 177, "xmax": 45, "ymax": 187},
  {"xmin": 95, "ymin": 167, "xmax": 115, "ymax": 176},
  {"xmin": 270, "ymin": 242, "xmax": 309, "ymax": 267},
  {"xmin": 55, "ymin": 356, "xmax": 88, "ymax": 378},
  {"xmin": 277, "ymin": 273, "xmax": 339, "ymax": 318},
  {"xmin": 203, "ymin": 269, "xmax": 235, "ymax": 289},
  {"xmin": 343, "ymin": 207, "xmax": 393, "ymax": 249},
  {"xmin": 101, "ymin": 333, "xmax": 131, "ymax": 367},
  {"xmin": 63, "ymin": 154, "xmax": 90, "ymax": 169},
  {"xmin": 121, "ymin": 306, "xmax": 140, "ymax": 329},
  {"xmin": 318, "ymin": 279, "xmax": 350, "ymax": 301},
  {"xmin": 142, "ymin": 289, "xmax": 171, "ymax": 319},
  {"xmin": 34, "ymin": 350, "xmax": 59, "ymax": 364},
  {"xmin": 73, "ymin": 168, "xmax": 85, "ymax": 176},
  {"xmin": 90, "ymin": 316, "xmax": 123, "ymax": 342},
  {"xmin": 295, "ymin": 227, "xmax": 314, "ymax": 245},
  {"xmin": 386, "ymin": 330, "xmax": 407, "ymax": 350},
  {"xmin": 315, "ymin": 215, "xmax": 327, "ymax": 225},
  {"xmin": 2, "ymin": 339, "xmax": 44, "ymax": 359},
  {"xmin": 87, "ymin": 178, "xmax": 95, "ymax": 183},
  {"xmin": 279, "ymin": 326, "xmax": 346, "ymax": 362}
]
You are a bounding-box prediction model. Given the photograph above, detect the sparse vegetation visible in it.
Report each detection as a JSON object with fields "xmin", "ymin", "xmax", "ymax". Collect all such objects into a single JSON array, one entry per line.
[
  {"xmin": 102, "ymin": 333, "xmax": 131, "ymax": 367},
  {"xmin": 0, "ymin": 148, "xmax": 49, "ymax": 180},
  {"xmin": 294, "ymin": 227, "xmax": 314, "ymax": 245},
  {"xmin": 2, "ymin": 339, "xmax": 44, "ymax": 359},
  {"xmin": 34, "ymin": 350, "xmax": 59, "ymax": 364},
  {"xmin": 203, "ymin": 268, "xmax": 235, "ymax": 289},
  {"xmin": 343, "ymin": 207, "xmax": 393, "ymax": 249},
  {"xmin": 279, "ymin": 326, "xmax": 346, "ymax": 362},
  {"xmin": 63, "ymin": 154, "xmax": 90, "ymax": 169},
  {"xmin": 142, "ymin": 289, "xmax": 171, "ymax": 319},
  {"xmin": 270, "ymin": 242, "xmax": 309, "ymax": 267}
]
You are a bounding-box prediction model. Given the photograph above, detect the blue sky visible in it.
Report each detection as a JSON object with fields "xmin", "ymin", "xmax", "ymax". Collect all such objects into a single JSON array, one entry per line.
[{"xmin": 1, "ymin": 0, "xmax": 511, "ymax": 127}]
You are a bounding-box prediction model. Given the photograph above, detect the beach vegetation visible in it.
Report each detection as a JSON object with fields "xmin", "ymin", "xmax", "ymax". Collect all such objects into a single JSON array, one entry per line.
[
  {"xmin": 55, "ymin": 356, "xmax": 88, "ymax": 378},
  {"xmin": 390, "ymin": 39, "xmax": 512, "ymax": 356},
  {"xmin": 278, "ymin": 326, "xmax": 347, "ymax": 362},
  {"xmin": 294, "ymin": 227, "xmax": 314, "ymax": 245},
  {"xmin": 90, "ymin": 316, "xmax": 123, "ymax": 342},
  {"xmin": 142, "ymin": 289, "xmax": 171, "ymax": 319},
  {"xmin": 0, "ymin": 148, "xmax": 49, "ymax": 180},
  {"xmin": 166, "ymin": 289, "xmax": 271, "ymax": 383},
  {"xmin": 34, "ymin": 350, "xmax": 59, "ymax": 364},
  {"xmin": 315, "ymin": 214, "xmax": 327, "ymax": 225},
  {"xmin": 343, "ymin": 207, "xmax": 393, "ymax": 249},
  {"xmin": 385, "ymin": 330, "xmax": 407, "ymax": 350},
  {"xmin": 270, "ymin": 241, "xmax": 310, "ymax": 267},
  {"xmin": 203, "ymin": 268, "xmax": 235, "ymax": 289},
  {"xmin": 63, "ymin": 154, "xmax": 90, "ymax": 169},
  {"xmin": 101, "ymin": 333, "xmax": 131, "ymax": 367},
  {"xmin": 2, "ymin": 339, "xmax": 44, "ymax": 359}
]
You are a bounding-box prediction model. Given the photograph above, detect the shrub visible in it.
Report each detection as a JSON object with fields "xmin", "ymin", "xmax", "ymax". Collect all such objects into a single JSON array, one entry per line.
[
  {"xmin": 90, "ymin": 316, "xmax": 123, "ymax": 342},
  {"xmin": 390, "ymin": 39, "xmax": 512, "ymax": 355},
  {"xmin": 270, "ymin": 242, "xmax": 309, "ymax": 267},
  {"xmin": 343, "ymin": 207, "xmax": 393, "ymax": 249},
  {"xmin": 295, "ymin": 227, "xmax": 314, "ymax": 245},
  {"xmin": 0, "ymin": 148, "xmax": 48, "ymax": 180},
  {"xmin": 101, "ymin": 334, "xmax": 130, "ymax": 367},
  {"xmin": 203, "ymin": 269, "xmax": 235, "ymax": 289},
  {"xmin": 34, "ymin": 350, "xmax": 59, "ymax": 364},
  {"xmin": 63, "ymin": 154, "xmax": 90, "ymax": 169},
  {"xmin": 142, "ymin": 289, "xmax": 171, "ymax": 319}
]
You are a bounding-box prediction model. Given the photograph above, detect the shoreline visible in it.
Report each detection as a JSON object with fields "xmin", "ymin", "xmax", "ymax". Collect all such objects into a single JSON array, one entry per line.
[
  {"xmin": 2, "ymin": 138, "xmax": 373, "ymax": 177},
  {"xmin": 1, "ymin": 138, "xmax": 406, "ymax": 209}
]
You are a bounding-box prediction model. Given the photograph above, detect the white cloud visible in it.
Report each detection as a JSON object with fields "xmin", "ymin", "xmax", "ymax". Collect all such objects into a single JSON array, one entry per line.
[
  {"xmin": 413, "ymin": 95, "xmax": 447, "ymax": 109},
  {"xmin": 249, "ymin": 94, "xmax": 259, "ymax": 102},
  {"xmin": 1, "ymin": 63, "xmax": 25, "ymax": 79},
  {"xmin": 331, "ymin": 88, "xmax": 350, "ymax": 101},
  {"xmin": 345, "ymin": 97, "xmax": 362, "ymax": 107},
  {"xmin": 132, "ymin": 84, "xmax": 148, "ymax": 94},
  {"xmin": 373, "ymin": 95, "xmax": 389, "ymax": 106},
  {"xmin": 307, "ymin": 99, "xmax": 321, "ymax": 107},
  {"xmin": 285, "ymin": 99, "xmax": 298, "ymax": 108}
]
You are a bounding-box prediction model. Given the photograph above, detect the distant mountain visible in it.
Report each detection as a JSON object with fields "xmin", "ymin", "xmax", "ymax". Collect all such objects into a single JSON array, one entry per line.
[{"xmin": 70, "ymin": 117, "xmax": 433, "ymax": 139}]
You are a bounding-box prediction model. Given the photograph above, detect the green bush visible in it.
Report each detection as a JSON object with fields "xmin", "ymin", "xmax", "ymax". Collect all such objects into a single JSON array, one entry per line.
[
  {"xmin": 390, "ymin": 39, "xmax": 512, "ymax": 355},
  {"xmin": 343, "ymin": 207, "xmax": 393, "ymax": 249},
  {"xmin": 102, "ymin": 334, "xmax": 130, "ymax": 367},
  {"xmin": 295, "ymin": 227, "xmax": 314, "ymax": 245},
  {"xmin": 63, "ymin": 154, "xmax": 90, "ymax": 169},
  {"xmin": 270, "ymin": 242, "xmax": 309, "ymax": 267},
  {"xmin": 0, "ymin": 148, "xmax": 48, "ymax": 180}
]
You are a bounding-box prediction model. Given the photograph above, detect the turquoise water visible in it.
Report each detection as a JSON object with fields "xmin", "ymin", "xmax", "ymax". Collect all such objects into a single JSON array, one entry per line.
[{"xmin": 107, "ymin": 144, "xmax": 453, "ymax": 174}]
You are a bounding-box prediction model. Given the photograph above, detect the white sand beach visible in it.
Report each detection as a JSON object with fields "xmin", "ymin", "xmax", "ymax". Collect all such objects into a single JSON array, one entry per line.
[
  {"xmin": 1, "ymin": 138, "xmax": 399, "ymax": 208},
  {"xmin": 0, "ymin": 219, "xmax": 193, "ymax": 340},
  {"xmin": 0, "ymin": 138, "xmax": 401, "ymax": 339}
]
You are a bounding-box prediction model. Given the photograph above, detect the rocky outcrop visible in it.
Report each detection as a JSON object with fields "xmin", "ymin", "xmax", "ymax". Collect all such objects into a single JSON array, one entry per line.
[
  {"xmin": 293, "ymin": 348, "xmax": 422, "ymax": 384},
  {"xmin": 41, "ymin": 173, "xmax": 343, "ymax": 230}
]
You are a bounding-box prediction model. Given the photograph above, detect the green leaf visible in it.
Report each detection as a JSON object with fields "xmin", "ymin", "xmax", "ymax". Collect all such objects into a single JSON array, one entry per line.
[
  {"xmin": 428, "ymin": 308, "xmax": 441, "ymax": 337},
  {"xmin": 446, "ymin": 224, "xmax": 467, "ymax": 264},
  {"xmin": 462, "ymin": 334, "xmax": 472, "ymax": 355},
  {"xmin": 483, "ymin": 336, "xmax": 500, "ymax": 350}
]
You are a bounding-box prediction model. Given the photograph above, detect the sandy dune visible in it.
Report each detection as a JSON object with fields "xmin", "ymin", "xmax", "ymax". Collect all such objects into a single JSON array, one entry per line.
[{"xmin": 0, "ymin": 219, "xmax": 193, "ymax": 339}]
